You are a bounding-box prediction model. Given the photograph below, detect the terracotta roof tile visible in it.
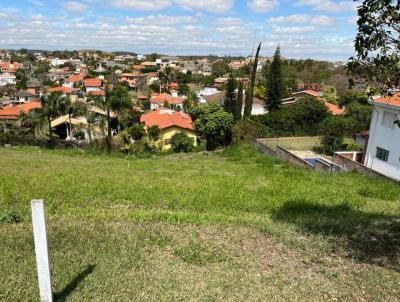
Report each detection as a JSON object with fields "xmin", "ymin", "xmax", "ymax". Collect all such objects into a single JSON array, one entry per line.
[{"xmin": 140, "ymin": 109, "xmax": 193, "ymax": 130}]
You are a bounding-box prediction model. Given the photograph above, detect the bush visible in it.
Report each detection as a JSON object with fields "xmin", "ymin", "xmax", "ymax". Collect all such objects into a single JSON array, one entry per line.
[
  {"xmin": 320, "ymin": 117, "xmax": 355, "ymax": 154},
  {"xmin": 129, "ymin": 123, "xmax": 146, "ymax": 141},
  {"xmin": 148, "ymin": 125, "xmax": 160, "ymax": 141},
  {"xmin": 170, "ymin": 132, "xmax": 194, "ymax": 153}
]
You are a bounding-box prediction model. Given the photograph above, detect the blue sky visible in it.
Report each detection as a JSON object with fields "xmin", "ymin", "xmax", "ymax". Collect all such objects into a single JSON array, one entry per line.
[{"xmin": 0, "ymin": 0, "xmax": 358, "ymax": 61}]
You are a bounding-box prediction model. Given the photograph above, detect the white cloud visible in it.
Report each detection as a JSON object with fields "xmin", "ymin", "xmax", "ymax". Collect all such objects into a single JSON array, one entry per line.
[
  {"xmin": 273, "ymin": 26, "xmax": 316, "ymax": 34},
  {"xmin": 215, "ymin": 17, "xmax": 244, "ymax": 26},
  {"xmin": 248, "ymin": 0, "xmax": 279, "ymax": 12},
  {"xmin": 126, "ymin": 15, "xmax": 196, "ymax": 26},
  {"xmin": 174, "ymin": 0, "xmax": 233, "ymax": 13},
  {"xmin": 111, "ymin": 0, "xmax": 172, "ymax": 10},
  {"xmin": 295, "ymin": 0, "xmax": 356, "ymax": 14},
  {"xmin": 268, "ymin": 14, "xmax": 333, "ymax": 26},
  {"xmin": 62, "ymin": 1, "xmax": 88, "ymax": 12}
]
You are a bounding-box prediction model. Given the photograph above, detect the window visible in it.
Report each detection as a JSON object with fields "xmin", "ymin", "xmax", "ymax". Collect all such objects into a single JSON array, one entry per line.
[
  {"xmin": 376, "ymin": 147, "xmax": 390, "ymax": 162},
  {"xmin": 164, "ymin": 139, "xmax": 171, "ymax": 145},
  {"xmin": 381, "ymin": 111, "xmax": 396, "ymax": 128}
]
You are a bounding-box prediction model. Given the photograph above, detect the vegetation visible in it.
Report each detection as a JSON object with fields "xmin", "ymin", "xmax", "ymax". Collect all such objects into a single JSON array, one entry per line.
[
  {"xmin": 223, "ymin": 74, "xmax": 236, "ymax": 114},
  {"xmin": 190, "ymin": 104, "xmax": 234, "ymax": 150},
  {"xmin": 170, "ymin": 132, "xmax": 194, "ymax": 153},
  {"xmin": 320, "ymin": 117, "xmax": 354, "ymax": 154},
  {"xmin": 243, "ymin": 42, "xmax": 261, "ymax": 119},
  {"xmin": 234, "ymin": 80, "xmax": 244, "ymax": 121},
  {"xmin": 0, "ymin": 145, "xmax": 399, "ymax": 301},
  {"xmin": 349, "ymin": 0, "xmax": 400, "ymax": 92},
  {"xmin": 265, "ymin": 46, "xmax": 285, "ymax": 111}
]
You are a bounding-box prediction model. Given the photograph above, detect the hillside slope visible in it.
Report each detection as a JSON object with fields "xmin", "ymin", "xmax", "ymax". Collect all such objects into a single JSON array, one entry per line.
[{"xmin": 0, "ymin": 145, "xmax": 399, "ymax": 301}]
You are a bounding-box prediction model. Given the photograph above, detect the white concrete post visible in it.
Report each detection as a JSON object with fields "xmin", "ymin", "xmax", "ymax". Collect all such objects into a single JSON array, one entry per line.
[{"xmin": 31, "ymin": 200, "xmax": 53, "ymax": 302}]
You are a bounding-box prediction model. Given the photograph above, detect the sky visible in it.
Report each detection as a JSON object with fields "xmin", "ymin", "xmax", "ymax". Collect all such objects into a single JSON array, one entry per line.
[{"xmin": 0, "ymin": 0, "xmax": 359, "ymax": 61}]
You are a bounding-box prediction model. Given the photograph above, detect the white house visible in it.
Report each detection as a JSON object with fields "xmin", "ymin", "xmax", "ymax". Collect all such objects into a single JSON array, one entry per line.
[
  {"xmin": 0, "ymin": 73, "xmax": 16, "ymax": 86},
  {"xmin": 364, "ymin": 94, "xmax": 400, "ymax": 180}
]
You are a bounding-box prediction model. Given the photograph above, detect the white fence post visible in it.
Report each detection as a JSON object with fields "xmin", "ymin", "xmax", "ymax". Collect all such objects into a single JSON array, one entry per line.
[{"xmin": 31, "ymin": 199, "xmax": 53, "ymax": 302}]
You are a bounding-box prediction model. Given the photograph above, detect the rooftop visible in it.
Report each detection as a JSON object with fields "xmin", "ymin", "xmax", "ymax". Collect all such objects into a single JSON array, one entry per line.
[{"xmin": 140, "ymin": 109, "xmax": 193, "ymax": 130}]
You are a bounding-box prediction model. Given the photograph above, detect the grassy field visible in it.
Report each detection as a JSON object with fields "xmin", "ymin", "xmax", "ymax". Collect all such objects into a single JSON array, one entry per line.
[
  {"xmin": 1, "ymin": 145, "xmax": 400, "ymax": 301},
  {"xmin": 259, "ymin": 136, "xmax": 357, "ymax": 151}
]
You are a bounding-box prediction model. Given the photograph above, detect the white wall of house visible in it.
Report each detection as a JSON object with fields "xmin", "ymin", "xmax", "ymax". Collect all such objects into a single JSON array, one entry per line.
[
  {"xmin": 0, "ymin": 73, "xmax": 16, "ymax": 86},
  {"xmin": 364, "ymin": 103, "xmax": 400, "ymax": 180}
]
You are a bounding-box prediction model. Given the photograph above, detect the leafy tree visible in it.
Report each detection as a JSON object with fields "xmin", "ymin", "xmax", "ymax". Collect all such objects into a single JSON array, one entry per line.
[
  {"xmin": 234, "ymin": 80, "xmax": 244, "ymax": 121},
  {"xmin": 129, "ymin": 123, "xmax": 146, "ymax": 141},
  {"xmin": 348, "ymin": 0, "xmax": 400, "ymax": 93},
  {"xmin": 337, "ymin": 89, "xmax": 368, "ymax": 107},
  {"xmin": 93, "ymin": 85, "xmax": 132, "ymax": 152},
  {"xmin": 40, "ymin": 91, "xmax": 65, "ymax": 144},
  {"xmin": 178, "ymin": 83, "xmax": 189, "ymax": 96},
  {"xmin": 170, "ymin": 132, "xmax": 194, "ymax": 153},
  {"xmin": 244, "ymin": 42, "xmax": 261, "ymax": 118},
  {"xmin": 323, "ymin": 86, "xmax": 337, "ymax": 104},
  {"xmin": 224, "ymin": 74, "xmax": 236, "ymax": 114},
  {"xmin": 183, "ymin": 90, "xmax": 198, "ymax": 112},
  {"xmin": 148, "ymin": 125, "xmax": 161, "ymax": 141},
  {"xmin": 265, "ymin": 46, "xmax": 285, "ymax": 111},
  {"xmin": 320, "ymin": 117, "xmax": 355, "ymax": 154},
  {"xmin": 190, "ymin": 104, "xmax": 234, "ymax": 150},
  {"xmin": 345, "ymin": 102, "xmax": 372, "ymax": 131},
  {"xmin": 15, "ymin": 70, "xmax": 27, "ymax": 90}
]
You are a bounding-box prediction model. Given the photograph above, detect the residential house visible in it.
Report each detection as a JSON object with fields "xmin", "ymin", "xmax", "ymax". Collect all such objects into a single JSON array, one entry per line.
[
  {"xmin": 84, "ymin": 78, "xmax": 103, "ymax": 93},
  {"xmin": 0, "ymin": 101, "xmax": 41, "ymax": 121},
  {"xmin": 150, "ymin": 93, "xmax": 184, "ymax": 110},
  {"xmin": 0, "ymin": 73, "xmax": 16, "ymax": 86},
  {"xmin": 64, "ymin": 75, "xmax": 84, "ymax": 88},
  {"xmin": 214, "ymin": 77, "xmax": 228, "ymax": 88},
  {"xmin": 0, "ymin": 61, "xmax": 23, "ymax": 73},
  {"xmin": 15, "ymin": 90, "xmax": 39, "ymax": 103},
  {"xmin": 140, "ymin": 109, "xmax": 197, "ymax": 150},
  {"xmin": 363, "ymin": 93, "xmax": 400, "ymax": 180},
  {"xmin": 118, "ymin": 72, "xmax": 145, "ymax": 89}
]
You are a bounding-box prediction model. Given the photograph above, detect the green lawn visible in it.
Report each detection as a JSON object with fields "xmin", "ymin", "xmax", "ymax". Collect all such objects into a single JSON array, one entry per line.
[
  {"xmin": 259, "ymin": 136, "xmax": 357, "ymax": 151},
  {"xmin": 1, "ymin": 145, "xmax": 400, "ymax": 301}
]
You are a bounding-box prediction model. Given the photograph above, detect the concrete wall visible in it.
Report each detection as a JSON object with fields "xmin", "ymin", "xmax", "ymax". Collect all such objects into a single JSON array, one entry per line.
[
  {"xmin": 333, "ymin": 152, "xmax": 397, "ymax": 181},
  {"xmin": 275, "ymin": 146, "xmax": 313, "ymax": 169}
]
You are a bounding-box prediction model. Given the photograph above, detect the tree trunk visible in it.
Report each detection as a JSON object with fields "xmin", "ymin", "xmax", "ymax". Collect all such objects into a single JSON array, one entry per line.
[{"xmin": 48, "ymin": 116, "xmax": 53, "ymax": 146}]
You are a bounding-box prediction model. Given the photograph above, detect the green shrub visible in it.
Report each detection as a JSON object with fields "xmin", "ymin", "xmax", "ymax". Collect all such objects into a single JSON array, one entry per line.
[
  {"xmin": 129, "ymin": 123, "xmax": 146, "ymax": 141},
  {"xmin": 170, "ymin": 132, "xmax": 194, "ymax": 153}
]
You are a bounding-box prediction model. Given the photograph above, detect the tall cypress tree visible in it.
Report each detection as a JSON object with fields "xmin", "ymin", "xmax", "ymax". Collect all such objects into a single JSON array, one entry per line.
[
  {"xmin": 224, "ymin": 73, "xmax": 236, "ymax": 114},
  {"xmin": 265, "ymin": 46, "xmax": 285, "ymax": 111},
  {"xmin": 234, "ymin": 80, "xmax": 243, "ymax": 121},
  {"xmin": 243, "ymin": 42, "xmax": 261, "ymax": 119}
]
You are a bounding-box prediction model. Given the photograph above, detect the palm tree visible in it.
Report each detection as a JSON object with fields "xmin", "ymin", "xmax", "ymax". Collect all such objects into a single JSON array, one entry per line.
[
  {"xmin": 18, "ymin": 109, "xmax": 46, "ymax": 139},
  {"xmin": 63, "ymin": 97, "xmax": 87, "ymax": 140},
  {"xmin": 40, "ymin": 91, "xmax": 65, "ymax": 144},
  {"xmin": 93, "ymin": 85, "xmax": 131, "ymax": 152}
]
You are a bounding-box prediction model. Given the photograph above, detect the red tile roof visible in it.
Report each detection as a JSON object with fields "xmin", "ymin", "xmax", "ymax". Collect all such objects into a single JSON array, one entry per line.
[
  {"xmin": 375, "ymin": 93, "xmax": 400, "ymax": 107},
  {"xmin": 88, "ymin": 90, "xmax": 105, "ymax": 96},
  {"xmin": 0, "ymin": 102, "xmax": 41, "ymax": 120},
  {"xmin": 150, "ymin": 93, "xmax": 184, "ymax": 105},
  {"xmin": 325, "ymin": 101, "xmax": 344, "ymax": 115},
  {"xmin": 140, "ymin": 109, "xmax": 193, "ymax": 130},
  {"xmin": 65, "ymin": 75, "xmax": 84, "ymax": 83},
  {"xmin": 48, "ymin": 86, "xmax": 75, "ymax": 94},
  {"xmin": 84, "ymin": 78, "xmax": 102, "ymax": 87}
]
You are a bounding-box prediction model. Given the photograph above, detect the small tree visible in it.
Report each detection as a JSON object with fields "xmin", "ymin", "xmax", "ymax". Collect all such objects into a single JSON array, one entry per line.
[
  {"xmin": 191, "ymin": 104, "xmax": 234, "ymax": 151},
  {"xmin": 170, "ymin": 132, "xmax": 194, "ymax": 153},
  {"xmin": 320, "ymin": 117, "xmax": 354, "ymax": 155},
  {"xmin": 129, "ymin": 123, "xmax": 146, "ymax": 141},
  {"xmin": 234, "ymin": 80, "xmax": 244, "ymax": 121},
  {"xmin": 265, "ymin": 46, "xmax": 285, "ymax": 111},
  {"xmin": 244, "ymin": 42, "xmax": 261, "ymax": 118},
  {"xmin": 93, "ymin": 85, "xmax": 132, "ymax": 152},
  {"xmin": 148, "ymin": 125, "xmax": 160, "ymax": 141},
  {"xmin": 40, "ymin": 91, "xmax": 65, "ymax": 144},
  {"xmin": 224, "ymin": 74, "xmax": 236, "ymax": 114},
  {"xmin": 62, "ymin": 97, "xmax": 87, "ymax": 140}
]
